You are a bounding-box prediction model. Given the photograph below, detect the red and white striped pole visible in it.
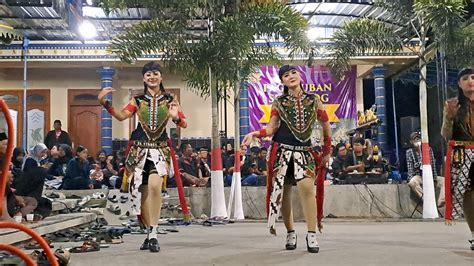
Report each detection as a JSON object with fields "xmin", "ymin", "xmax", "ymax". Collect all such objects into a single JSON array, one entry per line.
[
  {"xmin": 210, "ymin": 147, "xmax": 228, "ymax": 218},
  {"xmin": 419, "ymin": 50, "xmax": 438, "ymax": 219},
  {"xmin": 227, "ymin": 150, "xmax": 244, "ymax": 220}
]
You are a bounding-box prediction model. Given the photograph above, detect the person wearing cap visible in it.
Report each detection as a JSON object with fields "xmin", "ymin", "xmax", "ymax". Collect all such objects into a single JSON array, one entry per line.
[
  {"xmin": 406, "ymin": 132, "xmax": 445, "ymax": 207},
  {"xmin": 242, "ymin": 65, "xmax": 332, "ymax": 253},
  {"xmin": 97, "ymin": 62, "xmax": 188, "ymax": 253},
  {"xmin": 331, "ymin": 142, "xmax": 348, "ymax": 182},
  {"xmin": 441, "ymin": 67, "xmax": 474, "ymax": 250}
]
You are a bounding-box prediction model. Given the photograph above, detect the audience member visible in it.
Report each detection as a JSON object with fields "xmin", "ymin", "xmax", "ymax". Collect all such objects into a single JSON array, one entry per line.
[
  {"xmin": 241, "ymin": 146, "xmax": 265, "ymax": 186},
  {"xmin": 406, "ymin": 132, "xmax": 445, "ymax": 207},
  {"xmin": 13, "ymin": 143, "xmax": 53, "ymax": 218},
  {"xmin": 344, "ymin": 137, "xmax": 369, "ymax": 173},
  {"xmin": 62, "ymin": 145, "xmax": 93, "ymax": 190},
  {"xmin": 44, "ymin": 120, "xmax": 72, "ymax": 149},
  {"xmin": 197, "ymin": 147, "xmax": 211, "ymax": 186},
  {"xmin": 11, "ymin": 147, "xmax": 25, "ymax": 169},
  {"xmin": 257, "ymin": 147, "xmax": 268, "ymax": 177},
  {"xmin": 178, "ymin": 143, "xmax": 207, "ymax": 187},
  {"xmin": 331, "ymin": 143, "xmax": 348, "ymax": 181},
  {"xmin": 224, "ymin": 145, "xmax": 247, "ymax": 186}
]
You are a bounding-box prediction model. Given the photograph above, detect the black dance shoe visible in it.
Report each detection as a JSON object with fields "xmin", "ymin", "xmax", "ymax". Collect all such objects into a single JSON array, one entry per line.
[
  {"xmin": 140, "ymin": 238, "xmax": 149, "ymax": 250},
  {"xmin": 149, "ymin": 238, "xmax": 160, "ymax": 253}
]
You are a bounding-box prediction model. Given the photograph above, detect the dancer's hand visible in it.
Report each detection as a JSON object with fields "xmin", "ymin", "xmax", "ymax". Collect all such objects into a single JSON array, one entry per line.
[
  {"xmin": 444, "ymin": 98, "xmax": 460, "ymax": 120},
  {"xmin": 98, "ymin": 87, "xmax": 115, "ymax": 104},
  {"xmin": 241, "ymin": 132, "xmax": 255, "ymax": 147},
  {"xmin": 169, "ymin": 101, "xmax": 180, "ymax": 119}
]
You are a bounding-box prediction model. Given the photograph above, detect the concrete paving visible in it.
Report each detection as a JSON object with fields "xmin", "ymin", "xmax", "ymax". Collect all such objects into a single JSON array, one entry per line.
[{"xmin": 61, "ymin": 221, "xmax": 474, "ymax": 266}]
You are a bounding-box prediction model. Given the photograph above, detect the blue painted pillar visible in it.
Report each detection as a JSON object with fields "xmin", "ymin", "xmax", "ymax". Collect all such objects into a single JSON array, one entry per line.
[
  {"xmin": 239, "ymin": 84, "xmax": 250, "ymax": 143},
  {"xmin": 97, "ymin": 67, "xmax": 115, "ymax": 155},
  {"xmin": 373, "ymin": 64, "xmax": 388, "ymax": 154}
]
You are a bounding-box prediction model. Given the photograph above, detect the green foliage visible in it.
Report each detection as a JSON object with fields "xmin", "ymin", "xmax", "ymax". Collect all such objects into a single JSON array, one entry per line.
[
  {"xmin": 328, "ymin": 18, "xmax": 403, "ymax": 79},
  {"xmin": 99, "ymin": 0, "xmax": 310, "ymax": 97},
  {"xmin": 328, "ymin": 0, "xmax": 470, "ymax": 79}
]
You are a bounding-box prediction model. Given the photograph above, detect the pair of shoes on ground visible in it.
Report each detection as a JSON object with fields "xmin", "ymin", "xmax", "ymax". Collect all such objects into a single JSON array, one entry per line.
[
  {"xmin": 285, "ymin": 231, "xmax": 319, "ymax": 253},
  {"xmin": 140, "ymin": 238, "xmax": 160, "ymax": 253},
  {"xmin": 108, "ymin": 194, "xmax": 128, "ymax": 203}
]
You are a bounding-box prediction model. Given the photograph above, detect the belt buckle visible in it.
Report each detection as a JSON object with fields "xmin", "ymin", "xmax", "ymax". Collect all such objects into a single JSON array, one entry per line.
[{"xmin": 452, "ymin": 144, "xmax": 464, "ymax": 168}]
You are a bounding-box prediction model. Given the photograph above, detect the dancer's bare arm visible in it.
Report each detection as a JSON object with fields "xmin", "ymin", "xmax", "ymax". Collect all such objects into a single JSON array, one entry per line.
[{"xmin": 98, "ymin": 87, "xmax": 136, "ymax": 121}]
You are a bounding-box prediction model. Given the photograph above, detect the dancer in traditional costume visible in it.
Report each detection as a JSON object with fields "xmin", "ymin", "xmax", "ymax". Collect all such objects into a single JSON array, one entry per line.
[
  {"xmin": 242, "ymin": 65, "xmax": 331, "ymax": 253},
  {"xmin": 442, "ymin": 67, "xmax": 474, "ymax": 250},
  {"xmin": 98, "ymin": 62, "xmax": 189, "ymax": 253}
]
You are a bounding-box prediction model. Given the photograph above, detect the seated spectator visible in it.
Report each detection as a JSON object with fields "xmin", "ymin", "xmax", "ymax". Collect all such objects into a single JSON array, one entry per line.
[
  {"xmin": 222, "ymin": 142, "xmax": 234, "ymax": 175},
  {"xmin": 331, "ymin": 143, "xmax": 348, "ymax": 181},
  {"xmin": 13, "ymin": 143, "xmax": 53, "ymax": 218},
  {"xmin": 11, "ymin": 147, "xmax": 25, "ymax": 180},
  {"xmin": 241, "ymin": 146, "xmax": 265, "ymax": 186},
  {"xmin": 257, "ymin": 147, "xmax": 268, "ymax": 177},
  {"xmin": 62, "ymin": 145, "xmax": 93, "ymax": 190},
  {"xmin": 406, "ymin": 132, "xmax": 445, "ymax": 207},
  {"xmin": 0, "ymin": 159, "xmax": 38, "ymax": 222},
  {"xmin": 96, "ymin": 150, "xmax": 107, "ymax": 168},
  {"xmin": 178, "ymin": 143, "xmax": 207, "ymax": 187},
  {"xmin": 48, "ymin": 144, "xmax": 72, "ymax": 177},
  {"xmin": 0, "ymin": 138, "xmax": 38, "ymax": 222},
  {"xmin": 197, "ymin": 147, "xmax": 211, "ymax": 186},
  {"xmin": 90, "ymin": 163, "xmax": 105, "ymax": 189},
  {"xmin": 344, "ymin": 137, "xmax": 369, "ymax": 173},
  {"xmin": 103, "ymin": 155, "xmax": 119, "ymax": 188},
  {"xmin": 224, "ymin": 145, "xmax": 247, "ymax": 186},
  {"xmin": 11, "ymin": 147, "xmax": 25, "ymax": 169}
]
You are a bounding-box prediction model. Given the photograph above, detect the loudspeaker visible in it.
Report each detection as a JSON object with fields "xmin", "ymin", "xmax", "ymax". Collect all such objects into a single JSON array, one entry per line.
[{"xmin": 400, "ymin": 116, "xmax": 420, "ymax": 148}]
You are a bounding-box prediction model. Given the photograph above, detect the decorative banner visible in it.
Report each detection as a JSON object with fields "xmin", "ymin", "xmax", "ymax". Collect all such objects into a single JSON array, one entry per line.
[
  {"xmin": 27, "ymin": 109, "xmax": 45, "ymax": 150},
  {"xmin": 0, "ymin": 109, "xmax": 18, "ymax": 146},
  {"xmin": 247, "ymin": 65, "xmax": 357, "ymax": 145}
]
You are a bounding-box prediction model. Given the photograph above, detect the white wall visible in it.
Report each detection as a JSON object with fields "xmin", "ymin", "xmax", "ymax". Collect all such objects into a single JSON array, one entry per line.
[{"xmin": 0, "ymin": 66, "xmax": 236, "ymax": 140}]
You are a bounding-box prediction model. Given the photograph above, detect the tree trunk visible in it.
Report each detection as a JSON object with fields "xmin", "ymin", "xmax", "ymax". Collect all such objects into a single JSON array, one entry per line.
[
  {"xmin": 209, "ymin": 68, "xmax": 228, "ymax": 218},
  {"xmin": 419, "ymin": 27, "xmax": 438, "ymax": 219}
]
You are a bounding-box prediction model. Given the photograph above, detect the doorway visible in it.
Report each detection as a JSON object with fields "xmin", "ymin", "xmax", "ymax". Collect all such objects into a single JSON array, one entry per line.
[{"xmin": 68, "ymin": 90, "xmax": 101, "ymax": 156}]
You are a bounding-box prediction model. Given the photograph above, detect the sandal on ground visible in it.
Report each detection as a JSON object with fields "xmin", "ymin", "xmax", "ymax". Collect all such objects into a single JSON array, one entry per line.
[
  {"xmin": 96, "ymin": 217, "xmax": 109, "ymax": 226},
  {"xmin": 54, "ymin": 249, "xmax": 71, "ymax": 266},
  {"xmin": 69, "ymin": 240, "xmax": 100, "ymax": 253},
  {"xmin": 163, "ymin": 226, "xmax": 179, "ymax": 233},
  {"xmin": 92, "ymin": 192, "xmax": 106, "ymax": 199},
  {"xmin": 120, "ymin": 195, "xmax": 128, "ymax": 203},
  {"xmin": 107, "ymin": 195, "xmax": 118, "ymax": 203},
  {"xmin": 25, "ymin": 239, "xmax": 54, "ymax": 250},
  {"xmin": 107, "ymin": 204, "xmax": 121, "ymax": 215}
]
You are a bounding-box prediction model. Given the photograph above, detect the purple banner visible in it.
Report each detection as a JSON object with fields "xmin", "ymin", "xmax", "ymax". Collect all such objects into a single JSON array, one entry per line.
[{"xmin": 247, "ymin": 65, "xmax": 357, "ymax": 144}]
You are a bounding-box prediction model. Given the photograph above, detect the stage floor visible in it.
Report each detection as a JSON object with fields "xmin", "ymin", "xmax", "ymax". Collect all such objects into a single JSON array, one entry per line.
[{"xmin": 61, "ymin": 220, "xmax": 473, "ymax": 265}]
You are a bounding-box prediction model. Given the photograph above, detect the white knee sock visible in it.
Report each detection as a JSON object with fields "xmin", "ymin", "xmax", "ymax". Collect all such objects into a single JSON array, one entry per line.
[
  {"xmin": 471, "ymin": 231, "xmax": 474, "ymax": 240},
  {"xmin": 149, "ymin": 225, "xmax": 158, "ymax": 239}
]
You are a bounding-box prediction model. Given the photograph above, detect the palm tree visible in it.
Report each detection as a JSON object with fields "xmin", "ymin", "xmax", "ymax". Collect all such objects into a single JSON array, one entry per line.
[
  {"xmin": 97, "ymin": 0, "xmax": 311, "ymax": 217},
  {"xmin": 327, "ymin": 0, "xmax": 472, "ymax": 218}
]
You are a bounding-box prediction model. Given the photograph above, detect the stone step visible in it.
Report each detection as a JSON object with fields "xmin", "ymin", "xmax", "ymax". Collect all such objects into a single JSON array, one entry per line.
[
  {"xmin": 51, "ymin": 199, "xmax": 77, "ymax": 212},
  {"xmin": 45, "ymin": 189, "xmax": 109, "ymax": 199},
  {"xmin": 0, "ymin": 213, "xmax": 97, "ymax": 244}
]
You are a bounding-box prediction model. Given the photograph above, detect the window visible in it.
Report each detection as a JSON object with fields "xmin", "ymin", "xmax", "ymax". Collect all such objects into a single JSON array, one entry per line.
[
  {"xmin": 74, "ymin": 94, "xmax": 97, "ymax": 101},
  {"xmin": 0, "ymin": 94, "xmax": 19, "ymax": 103},
  {"xmin": 27, "ymin": 94, "xmax": 45, "ymax": 103}
]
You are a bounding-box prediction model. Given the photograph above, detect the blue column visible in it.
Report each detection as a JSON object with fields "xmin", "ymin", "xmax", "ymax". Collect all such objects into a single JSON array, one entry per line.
[
  {"xmin": 239, "ymin": 84, "xmax": 250, "ymax": 143},
  {"xmin": 97, "ymin": 67, "xmax": 115, "ymax": 155},
  {"xmin": 373, "ymin": 64, "xmax": 388, "ymax": 154}
]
